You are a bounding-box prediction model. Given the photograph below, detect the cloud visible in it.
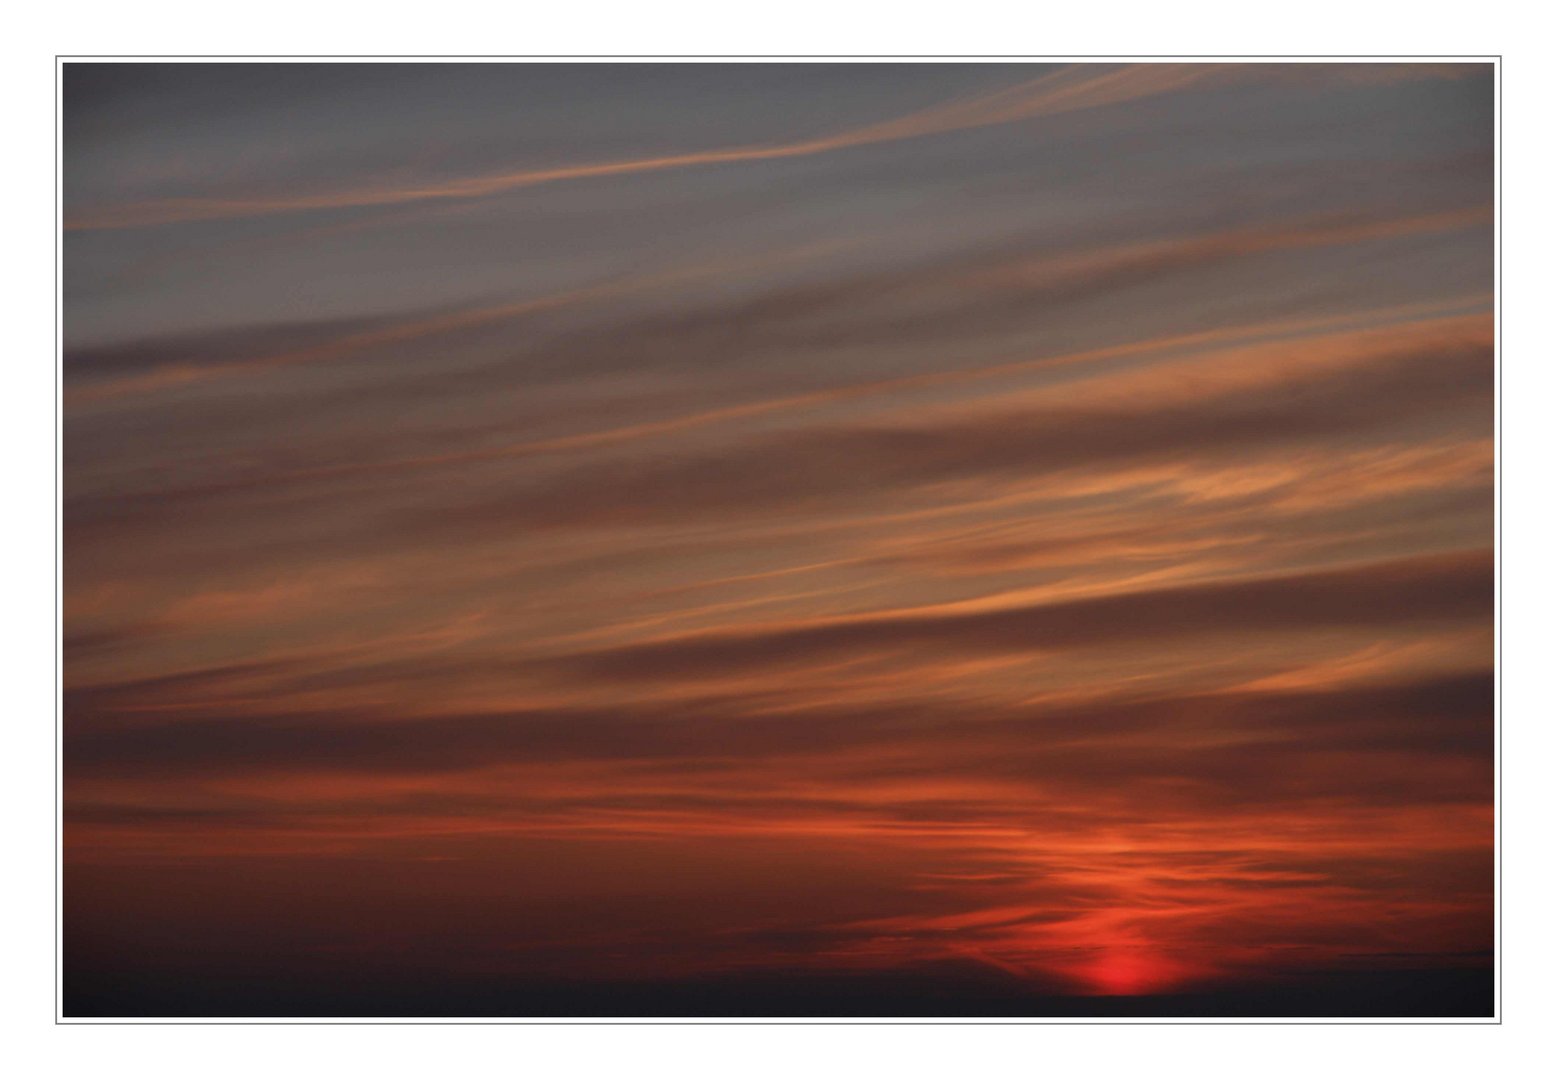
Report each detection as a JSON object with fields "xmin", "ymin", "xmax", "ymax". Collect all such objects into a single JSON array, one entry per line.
[
  {"xmin": 546, "ymin": 549, "xmax": 1489, "ymax": 684},
  {"xmin": 63, "ymin": 65, "xmax": 1238, "ymax": 231},
  {"xmin": 65, "ymin": 662, "xmax": 1490, "ymax": 826},
  {"xmin": 63, "ymin": 64, "xmax": 1483, "ymax": 232},
  {"xmin": 64, "ymin": 204, "xmax": 1489, "ymax": 407},
  {"xmin": 398, "ymin": 322, "xmax": 1490, "ymax": 536}
]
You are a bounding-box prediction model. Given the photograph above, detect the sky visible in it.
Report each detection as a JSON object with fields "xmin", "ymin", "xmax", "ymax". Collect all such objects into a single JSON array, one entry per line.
[{"xmin": 62, "ymin": 61, "xmax": 1494, "ymax": 1017}]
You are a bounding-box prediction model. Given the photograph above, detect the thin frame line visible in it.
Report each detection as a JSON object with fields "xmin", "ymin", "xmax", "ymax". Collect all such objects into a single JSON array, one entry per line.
[{"xmin": 53, "ymin": 53, "xmax": 1502, "ymax": 1028}]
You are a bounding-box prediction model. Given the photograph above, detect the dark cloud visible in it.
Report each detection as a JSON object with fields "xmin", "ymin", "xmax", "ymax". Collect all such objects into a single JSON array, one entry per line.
[{"xmin": 66, "ymin": 661, "xmax": 1490, "ymax": 788}]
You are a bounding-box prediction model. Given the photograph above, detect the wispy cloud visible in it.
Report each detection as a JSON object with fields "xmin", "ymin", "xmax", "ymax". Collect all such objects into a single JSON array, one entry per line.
[{"xmin": 63, "ymin": 63, "xmax": 1476, "ymax": 232}]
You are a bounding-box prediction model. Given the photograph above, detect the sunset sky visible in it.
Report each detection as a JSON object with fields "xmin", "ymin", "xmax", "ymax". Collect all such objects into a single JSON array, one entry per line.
[{"xmin": 62, "ymin": 61, "xmax": 1494, "ymax": 1017}]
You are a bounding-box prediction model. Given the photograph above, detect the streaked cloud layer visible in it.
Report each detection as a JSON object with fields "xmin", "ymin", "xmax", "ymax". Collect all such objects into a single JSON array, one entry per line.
[
  {"xmin": 63, "ymin": 62, "xmax": 1493, "ymax": 1017},
  {"xmin": 62, "ymin": 64, "xmax": 1375, "ymax": 231}
]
